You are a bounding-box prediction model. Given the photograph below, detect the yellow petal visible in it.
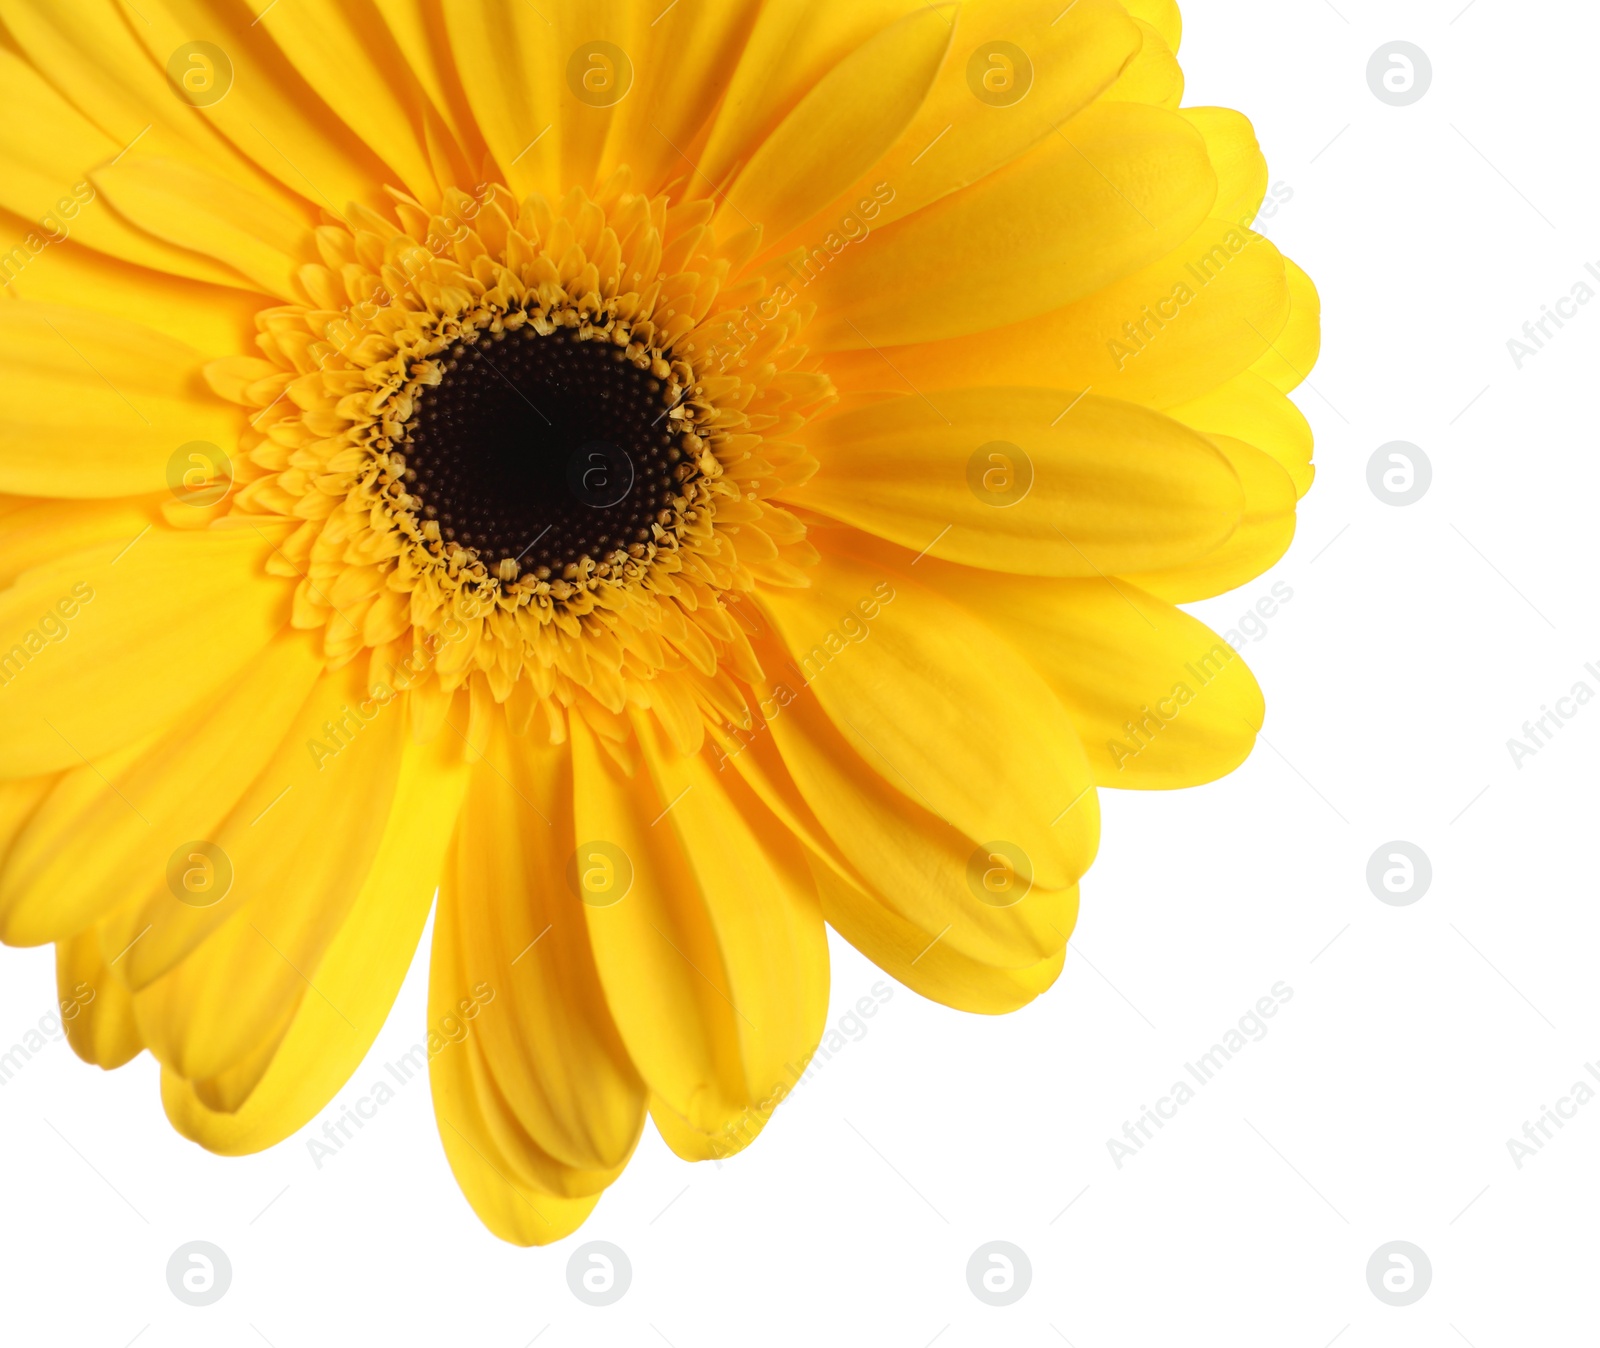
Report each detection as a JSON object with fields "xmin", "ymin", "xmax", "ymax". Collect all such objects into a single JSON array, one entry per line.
[
  {"xmin": 747, "ymin": 640, "xmax": 1082, "ymax": 969},
  {"xmin": 427, "ymin": 989, "xmax": 603, "ymax": 1246},
  {"xmin": 776, "ymin": 0, "xmax": 1141, "ymax": 243},
  {"xmin": 92, "ymin": 156, "xmax": 315, "ymax": 301},
  {"xmin": 570, "ymin": 713, "xmax": 829, "ymax": 1149},
  {"xmin": 934, "ymin": 569, "xmax": 1266, "ymax": 788},
  {"xmin": 57, "ymin": 925, "xmax": 142, "ymax": 1069},
  {"xmin": 598, "ymin": 0, "xmax": 766, "ymax": 196},
  {"xmin": 806, "ymin": 100, "xmax": 1215, "ymax": 349},
  {"xmin": 814, "ymin": 859, "xmax": 1069, "ymax": 1015},
  {"xmin": 0, "ymin": 46, "xmax": 249, "ymax": 289},
  {"xmin": 821, "ymin": 216, "xmax": 1291, "ymax": 410},
  {"xmin": 0, "ymin": 632, "xmax": 322, "ymax": 947},
  {"xmin": 1249, "ymin": 258, "xmax": 1321, "ymax": 393},
  {"xmin": 1119, "ymin": 0, "xmax": 1181, "ymax": 51},
  {"xmin": 439, "ymin": 728, "xmax": 645, "ymax": 1174},
  {"xmin": 0, "ymin": 240, "xmax": 260, "ymax": 365},
  {"xmin": 126, "ymin": 0, "xmax": 395, "ymax": 217},
  {"xmin": 697, "ymin": 0, "xmax": 923, "ymax": 193},
  {"xmin": 1127, "ymin": 435, "xmax": 1298, "ymax": 602},
  {"xmin": 162, "ymin": 730, "xmax": 470, "ymax": 1152},
  {"xmin": 721, "ymin": 5, "xmax": 954, "ymax": 244},
  {"xmin": 787, "ymin": 388, "xmax": 1243, "ymax": 577},
  {"xmin": 1168, "ymin": 369, "xmax": 1315, "ymax": 498},
  {"xmin": 443, "ymin": 0, "xmax": 625, "ymax": 202},
  {"xmin": 1102, "ymin": 18, "xmax": 1183, "ymax": 109},
  {"xmin": 755, "ymin": 533, "xmax": 1099, "ymax": 890},
  {"xmin": 0, "ymin": 522, "xmax": 289, "ymax": 777},
  {"xmin": 256, "ymin": 2, "xmax": 445, "ymax": 203},
  {"xmin": 1183, "ymin": 107, "xmax": 1268, "ymax": 229},
  {"xmin": 0, "ymin": 303, "xmax": 245, "ymax": 498},
  {"xmin": 0, "ymin": 498, "xmax": 159, "ymax": 590}
]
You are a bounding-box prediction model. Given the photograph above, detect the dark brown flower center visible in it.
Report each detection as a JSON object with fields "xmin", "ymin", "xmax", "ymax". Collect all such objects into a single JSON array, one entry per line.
[{"xmin": 401, "ymin": 327, "xmax": 692, "ymax": 578}]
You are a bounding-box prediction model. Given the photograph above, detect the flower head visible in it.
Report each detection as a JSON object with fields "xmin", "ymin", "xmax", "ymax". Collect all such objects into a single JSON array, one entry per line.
[{"xmin": 0, "ymin": 0, "xmax": 1316, "ymax": 1243}]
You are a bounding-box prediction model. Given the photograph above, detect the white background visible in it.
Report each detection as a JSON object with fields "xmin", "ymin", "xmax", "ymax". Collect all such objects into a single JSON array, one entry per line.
[{"xmin": 3, "ymin": 0, "xmax": 1596, "ymax": 1343}]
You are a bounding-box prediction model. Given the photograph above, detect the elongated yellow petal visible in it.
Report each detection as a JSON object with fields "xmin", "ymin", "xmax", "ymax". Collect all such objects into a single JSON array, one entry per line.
[
  {"xmin": 127, "ymin": 663, "xmax": 408, "ymax": 1082},
  {"xmin": 0, "ymin": 632, "xmax": 322, "ymax": 947},
  {"xmin": 770, "ymin": 0, "xmax": 1141, "ymax": 248},
  {"xmin": 1127, "ymin": 435, "xmax": 1298, "ymax": 602},
  {"xmin": 756, "ymin": 535, "xmax": 1099, "ymax": 891},
  {"xmin": 696, "ymin": 0, "xmax": 923, "ymax": 193},
  {"xmin": 1250, "ymin": 258, "xmax": 1321, "ymax": 393},
  {"xmin": 0, "ymin": 46, "xmax": 249, "ymax": 289},
  {"xmin": 57, "ymin": 925, "xmax": 143, "ymax": 1069},
  {"xmin": 0, "ymin": 303, "xmax": 246, "ymax": 498},
  {"xmin": 814, "ymin": 860, "xmax": 1070, "ymax": 1015},
  {"xmin": 1169, "ymin": 369, "xmax": 1315, "ymax": 498},
  {"xmin": 92, "ymin": 157, "xmax": 315, "ymax": 302},
  {"xmin": 440, "ymin": 728, "xmax": 645, "ymax": 1174},
  {"xmin": 163, "ymin": 731, "xmax": 470, "ymax": 1151},
  {"xmin": 933, "ymin": 569, "xmax": 1266, "ymax": 789},
  {"xmin": 806, "ymin": 101, "xmax": 1215, "ymax": 349},
  {"xmin": 822, "ymin": 217, "xmax": 1291, "ymax": 410},
  {"xmin": 788, "ymin": 387, "xmax": 1243, "ymax": 577},
  {"xmin": 722, "ymin": 6, "xmax": 953, "ymax": 245},
  {"xmin": 0, "ymin": 522, "xmax": 289, "ymax": 777}
]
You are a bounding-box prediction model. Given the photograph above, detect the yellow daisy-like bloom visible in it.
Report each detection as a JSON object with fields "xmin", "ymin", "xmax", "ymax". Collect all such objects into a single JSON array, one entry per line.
[{"xmin": 0, "ymin": 0, "xmax": 1317, "ymax": 1243}]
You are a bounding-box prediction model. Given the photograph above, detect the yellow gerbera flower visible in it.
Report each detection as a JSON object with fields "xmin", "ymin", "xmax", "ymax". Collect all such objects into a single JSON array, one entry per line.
[{"xmin": 0, "ymin": 0, "xmax": 1317, "ymax": 1244}]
